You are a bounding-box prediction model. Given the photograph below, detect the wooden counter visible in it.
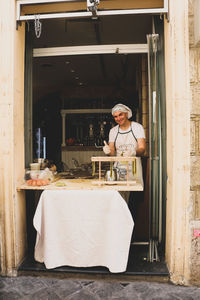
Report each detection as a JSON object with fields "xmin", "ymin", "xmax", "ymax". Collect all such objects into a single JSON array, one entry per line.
[{"xmin": 17, "ymin": 178, "xmax": 143, "ymax": 192}]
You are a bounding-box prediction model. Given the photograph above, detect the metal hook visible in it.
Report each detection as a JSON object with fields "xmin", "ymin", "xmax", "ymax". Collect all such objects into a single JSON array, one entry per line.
[{"xmin": 34, "ymin": 14, "xmax": 42, "ymax": 38}]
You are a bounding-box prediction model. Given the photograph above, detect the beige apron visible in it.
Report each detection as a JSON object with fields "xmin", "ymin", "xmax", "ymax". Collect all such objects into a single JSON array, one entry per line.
[{"xmin": 114, "ymin": 124, "xmax": 144, "ymax": 187}]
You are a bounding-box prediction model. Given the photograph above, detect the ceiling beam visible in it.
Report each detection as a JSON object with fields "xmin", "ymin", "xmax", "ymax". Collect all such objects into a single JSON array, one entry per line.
[{"xmin": 33, "ymin": 44, "xmax": 148, "ymax": 57}]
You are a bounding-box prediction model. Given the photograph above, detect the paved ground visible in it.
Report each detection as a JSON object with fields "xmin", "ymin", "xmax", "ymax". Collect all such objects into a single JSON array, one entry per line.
[{"xmin": 0, "ymin": 276, "xmax": 200, "ymax": 299}]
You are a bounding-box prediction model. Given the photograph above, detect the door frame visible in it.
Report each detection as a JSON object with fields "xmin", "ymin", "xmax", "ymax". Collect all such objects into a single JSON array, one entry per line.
[{"xmin": 16, "ymin": 0, "xmax": 169, "ymax": 22}]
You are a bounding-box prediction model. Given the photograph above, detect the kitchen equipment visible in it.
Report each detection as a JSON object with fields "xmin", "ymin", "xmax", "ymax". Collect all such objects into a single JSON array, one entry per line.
[
  {"xmin": 26, "ymin": 168, "xmax": 54, "ymax": 181},
  {"xmin": 117, "ymin": 168, "xmax": 127, "ymax": 181},
  {"xmin": 89, "ymin": 123, "xmax": 94, "ymax": 138},
  {"xmin": 30, "ymin": 163, "xmax": 40, "ymax": 170},
  {"xmin": 105, "ymin": 168, "xmax": 117, "ymax": 181},
  {"xmin": 91, "ymin": 156, "xmax": 138, "ymax": 186},
  {"xmin": 34, "ymin": 158, "xmax": 47, "ymax": 169}
]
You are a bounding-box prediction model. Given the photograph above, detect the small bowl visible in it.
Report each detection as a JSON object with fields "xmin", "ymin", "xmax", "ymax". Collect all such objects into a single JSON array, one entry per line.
[{"xmin": 30, "ymin": 163, "xmax": 40, "ymax": 171}]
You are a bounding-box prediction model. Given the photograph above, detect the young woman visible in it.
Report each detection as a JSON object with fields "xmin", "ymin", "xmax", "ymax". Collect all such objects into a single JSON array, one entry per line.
[{"xmin": 103, "ymin": 103, "xmax": 146, "ymax": 203}]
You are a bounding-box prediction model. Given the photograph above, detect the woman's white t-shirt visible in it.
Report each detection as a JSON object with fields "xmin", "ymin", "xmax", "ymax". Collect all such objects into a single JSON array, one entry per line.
[{"xmin": 109, "ymin": 121, "xmax": 145, "ymax": 143}]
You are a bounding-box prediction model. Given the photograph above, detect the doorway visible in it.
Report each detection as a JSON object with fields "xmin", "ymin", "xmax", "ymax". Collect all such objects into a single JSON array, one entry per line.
[{"xmin": 21, "ymin": 14, "xmax": 167, "ymax": 276}]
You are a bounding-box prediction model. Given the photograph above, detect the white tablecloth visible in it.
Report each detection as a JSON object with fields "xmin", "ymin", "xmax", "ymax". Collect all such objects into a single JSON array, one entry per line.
[{"xmin": 33, "ymin": 190, "xmax": 134, "ymax": 273}]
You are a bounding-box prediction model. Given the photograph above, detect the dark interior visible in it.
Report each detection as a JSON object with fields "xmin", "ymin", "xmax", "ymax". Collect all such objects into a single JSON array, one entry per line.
[{"xmin": 20, "ymin": 14, "xmax": 168, "ymax": 277}]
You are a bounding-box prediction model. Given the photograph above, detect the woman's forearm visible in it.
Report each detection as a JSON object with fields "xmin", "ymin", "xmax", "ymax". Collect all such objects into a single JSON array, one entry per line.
[{"xmin": 136, "ymin": 147, "xmax": 145, "ymax": 157}]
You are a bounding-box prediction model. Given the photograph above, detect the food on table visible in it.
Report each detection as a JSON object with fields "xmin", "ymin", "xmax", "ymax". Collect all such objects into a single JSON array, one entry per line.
[
  {"xmin": 25, "ymin": 167, "xmax": 54, "ymax": 186},
  {"xmin": 55, "ymin": 182, "xmax": 66, "ymax": 187},
  {"xmin": 26, "ymin": 179, "xmax": 50, "ymax": 186}
]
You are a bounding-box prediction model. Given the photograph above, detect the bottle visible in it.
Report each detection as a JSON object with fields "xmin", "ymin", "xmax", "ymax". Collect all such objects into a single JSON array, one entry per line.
[{"xmin": 88, "ymin": 123, "xmax": 94, "ymax": 146}]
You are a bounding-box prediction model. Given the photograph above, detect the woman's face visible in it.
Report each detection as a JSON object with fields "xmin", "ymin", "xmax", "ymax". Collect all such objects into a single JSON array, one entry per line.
[{"xmin": 112, "ymin": 111, "xmax": 128, "ymax": 126}]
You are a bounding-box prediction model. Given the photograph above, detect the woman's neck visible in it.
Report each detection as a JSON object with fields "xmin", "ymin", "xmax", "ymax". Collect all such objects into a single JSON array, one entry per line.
[{"xmin": 120, "ymin": 120, "xmax": 131, "ymax": 130}]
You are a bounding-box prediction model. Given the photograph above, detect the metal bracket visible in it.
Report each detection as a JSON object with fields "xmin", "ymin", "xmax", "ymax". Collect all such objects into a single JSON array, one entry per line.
[
  {"xmin": 166, "ymin": 9, "xmax": 170, "ymax": 23},
  {"xmin": 166, "ymin": 0, "xmax": 170, "ymax": 22},
  {"xmin": 87, "ymin": 0, "xmax": 100, "ymax": 19},
  {"xmin": 34, "ymin": 15, "xmax": 42, "ymax": 38}
]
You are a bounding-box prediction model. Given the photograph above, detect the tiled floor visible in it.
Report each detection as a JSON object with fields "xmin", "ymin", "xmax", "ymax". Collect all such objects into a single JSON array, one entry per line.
[{"xmin": 1, "ymin": 276, "xmax": 200, "ymax": 299}]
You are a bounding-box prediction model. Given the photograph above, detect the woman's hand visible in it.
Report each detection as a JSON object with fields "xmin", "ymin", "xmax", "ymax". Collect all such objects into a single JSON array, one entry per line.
[{"xmin": 103, "ymin": 141, "xmax": 111, "ymax": 155}]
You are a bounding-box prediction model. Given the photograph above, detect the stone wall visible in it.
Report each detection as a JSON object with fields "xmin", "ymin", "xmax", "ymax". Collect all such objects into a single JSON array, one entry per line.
[{"xmin": 188, "ymin": 0, "xmax": 200, "ymax": 284}]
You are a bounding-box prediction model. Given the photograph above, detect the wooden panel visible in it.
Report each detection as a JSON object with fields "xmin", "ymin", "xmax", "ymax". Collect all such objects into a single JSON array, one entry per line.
[{"xmin": 21, "ymin": 0, "xmax": 164, "ymax": 15}]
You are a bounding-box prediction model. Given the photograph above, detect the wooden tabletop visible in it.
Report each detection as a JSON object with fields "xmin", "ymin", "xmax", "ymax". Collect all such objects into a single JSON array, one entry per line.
[{"xmin": 17, "ymin": 178, "xmax": 143, "ymax": 192}]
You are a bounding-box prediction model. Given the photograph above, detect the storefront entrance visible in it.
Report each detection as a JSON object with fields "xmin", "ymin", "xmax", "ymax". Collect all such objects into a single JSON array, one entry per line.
[
  {"xmin": 1, "ymin": 0, "xmax": 195, "ymax": 284},
  {"xmin": 18, "ymin": 9, "xmax": 168, "ymax": 277}
]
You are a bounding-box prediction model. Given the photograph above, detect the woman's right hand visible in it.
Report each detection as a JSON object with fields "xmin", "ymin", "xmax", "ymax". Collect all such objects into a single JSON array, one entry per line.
[{"xmin": 103, "ymin": 141, "xmax": 111, "ymax": 155}]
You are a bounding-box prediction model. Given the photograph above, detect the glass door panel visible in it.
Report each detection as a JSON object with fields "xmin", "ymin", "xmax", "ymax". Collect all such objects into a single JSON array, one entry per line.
[{"xmin": 147, "ymin": 34, "xmax": 162, "ymax": 261}]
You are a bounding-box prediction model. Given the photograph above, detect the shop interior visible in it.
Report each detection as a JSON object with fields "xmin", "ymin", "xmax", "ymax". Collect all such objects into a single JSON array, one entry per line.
[{"xmin": 20, "ymin": 14, "xmax": 168, "ymax": 276}]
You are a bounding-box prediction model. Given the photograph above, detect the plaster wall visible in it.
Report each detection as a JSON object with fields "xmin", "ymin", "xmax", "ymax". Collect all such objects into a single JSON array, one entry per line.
[
  {"xmin": 164, "ymin": 0, "xmax": 191, "ymax": 285},
  {"xmin": 188, "ymin": 0, "xmax": 200, "ymax": 285}
]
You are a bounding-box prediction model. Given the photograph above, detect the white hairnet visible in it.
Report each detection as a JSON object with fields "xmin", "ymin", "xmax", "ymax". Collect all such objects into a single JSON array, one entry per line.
[{"xmin": 111, "ymin": 103, "xmax": 132, "ymax": 119}]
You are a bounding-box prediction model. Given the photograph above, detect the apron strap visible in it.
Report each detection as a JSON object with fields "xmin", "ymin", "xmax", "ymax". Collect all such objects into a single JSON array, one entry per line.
[
  {"xmin": 130, "ymin": 123, "xmax": 138, "ymax": 143},
  {"xmin": 114, "ymin": 125, "xmax": 120, "ymax": 148}
]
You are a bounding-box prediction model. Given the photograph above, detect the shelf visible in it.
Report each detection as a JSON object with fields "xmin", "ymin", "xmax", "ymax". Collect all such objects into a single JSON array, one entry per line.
[
  {"xmin": 61, "ymin": 109, "xmax": 111, "ymax": 115},
  {"xmin": 61, "ymin": 146, "xmax": 103, "ymax": 151}
]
